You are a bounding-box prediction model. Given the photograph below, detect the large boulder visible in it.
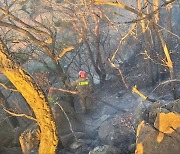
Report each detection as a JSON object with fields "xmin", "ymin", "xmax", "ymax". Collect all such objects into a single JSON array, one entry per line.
[
  {"xmin": 136, "ymin": 115, "xmax": 180, "ymax": 154},
  {"xmin": 133, "ymin": 100, "xmax": 150, "ymax": 128},
  {"xmin": 162, "ymin": 99, "xmax": 180, "ymax": 113},
  {"xmin": 0, "ymin": 120, "xmax": 14, "ymax": 147},
  {"xmin": 133, "ymin": 99, "xmax": 179, "ymax": 128},
  {"xmin": 98, "ymin": 114, "xmax": 135, "ymax": 153},
  {"xmin": 60, "ymin": 132, "xmax": 85, "ymax": 148},
  {"xmin": 52, "ymin": 102, "xmax": 85, "ymax": 136},
  {"xmin": 135, "ymin": 99, "xmax": 180, "ymax": 154},
  {"xmin": 0, "ymin": 119, "xmax": 22, "ymax": 154}
]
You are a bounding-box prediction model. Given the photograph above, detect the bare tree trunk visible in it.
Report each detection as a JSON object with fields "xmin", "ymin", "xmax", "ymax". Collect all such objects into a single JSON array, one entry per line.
[
  {"xmin": 94, "ymin": 13, "xmax": 106, "ymax": 84},
  {"xmin": 152, "ymin": 0, "xmax": 163, "ymax": 82},
  {"xmin": 164, "ymin": 4, "xmax": 178, "ymax": 99},
  {"xmin": 153, "ymin": 24, "xmax": 177, "ymax": 99},
  {"xmin": 166, "ymin": 4, "xmax": 173, "ymax": 48},
  {"xmin": 153, "ymin": 0, "xmax": 159, "ymax": 23},
  {"xmin": 136, "ymin": 0, "xmax": 155, "ymax": 85},
  {"xmin": 84, "ymin": 40, "xmax": 106, "ymax": 84},
  {"xmin": 0, "ymin": 39, "xmax": 58, "ymax": 154}
]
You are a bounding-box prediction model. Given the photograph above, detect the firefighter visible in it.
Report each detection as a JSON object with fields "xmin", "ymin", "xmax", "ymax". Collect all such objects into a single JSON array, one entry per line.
[
  {"xmin": 48, "ymin": 86, "xmax": 57, "ymax": 104},
  {"xmin": 71, "ymin": 70, "xmax": 93, "ymax": 113}
]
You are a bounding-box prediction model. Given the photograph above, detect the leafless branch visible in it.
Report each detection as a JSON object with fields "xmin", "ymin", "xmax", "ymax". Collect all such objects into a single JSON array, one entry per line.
[
  {"xmin": 0, "ymin": 8, "xmax": 51, "ymax": 38},
  {"xmin": 108, "ymin": 58, "xmax": 128, "ymax": 89},
  {"xmin": 0, "ymin": 82, "xmax": 18, "ymax": 92},
  {"xmin": 150, "ymin": 79, "xmax": 180, "ymax": 94},
  {"xmin": 55, "ymin": 102, "xmax": 78, "ymax": 141},
  {"xmin": 157, "ymin": 24, "xmax": 180, "ymax": 40},
  {"xmin": 3, "ymin": 108, "xmax": 37, "ymax": 121},
  {"xmin": 110, "ymin": 23, "xmax": 137, "ymax": 62}
]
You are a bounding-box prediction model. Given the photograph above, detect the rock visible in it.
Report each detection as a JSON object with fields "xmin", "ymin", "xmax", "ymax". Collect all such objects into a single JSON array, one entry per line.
[
  {"xmin": 128, "ymin": 143, "xmax": 136, "ymax": 153},
  {"xmin": 102, "ymin": 106, "xmax": 117, "ymax": 115},
  {"xmin": 0, "ymin": 120, "xmax": 14, "ymax": 147},
  {"xmin": 154, "ymin": 112, "xmax": 180, "ymax": 137},
  {"xmin": 92, "ymin": 114, "xmax": 110, "ymax": 127},
  {"xmin": 133, "ymin": 101, "xmax": 150, "ymax": 128},
  {"xmin": 136, "ymin": 112, "xmax": 180, "ymax": 154},
  {"xmin": 89, "ymin": 145, "xmax": 120, "ymax": 154},
  {"xmin": 53, "ymin": 105, "xmax": 85, "ymax": 137},
  {"xmin": 90, "ymin": 138, "xmax": 101, "ymax": 147},
  {"xmin": 0, "ymin": 147, "xmax": 22, "ymax": 154},
  {"xmin": 60, "ymin": 132, "xmax": 85, "ymax": 148},
  {"xmin": 98, "ymin": 114, "xmax": 135, "ymax": 153},
  {"xmin": 69, "ymin": 138, "xmax": 98, "ymax": 153},
  {"xmin": 98, "ymin": 120, "xmax": 114, "ymax": 144},
  {"xmin": 79, "ymin": 114, "xmax": 111, "ymax": 140},
  {"xmin": 69, "ymin": 139, "xmax": 91, "ymax": 154},
  {"xmin": 70, "ymin": 139, "xmax": 85, "ymax": 150},
  {"xmin": 162, "ymin": 99, "xmax": 180, "ymax": 113},
  {"xmin": 148, "ymin": 105, "xmax": 169, "ymax": 125}
]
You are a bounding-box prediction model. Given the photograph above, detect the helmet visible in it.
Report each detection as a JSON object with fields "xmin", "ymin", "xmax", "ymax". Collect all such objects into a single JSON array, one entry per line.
[{"xmin": 78, "ymin": 70, "xmax": 87, "ymax": 78}]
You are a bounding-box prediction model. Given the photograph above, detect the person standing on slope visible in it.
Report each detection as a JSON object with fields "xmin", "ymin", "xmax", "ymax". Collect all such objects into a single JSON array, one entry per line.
[{"xmin": 71, "ymin": 70, "xmax": 93, "ymax": 113}]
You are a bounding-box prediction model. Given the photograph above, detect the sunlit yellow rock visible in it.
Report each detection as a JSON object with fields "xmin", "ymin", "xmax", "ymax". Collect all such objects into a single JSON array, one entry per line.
[
  {"xmin": 154, "ymin": 112, "xmax": 180, "ymax": 134},
  {"xmin": 136, "ymin": 112, "xmax": 180, "ymax": 154}
]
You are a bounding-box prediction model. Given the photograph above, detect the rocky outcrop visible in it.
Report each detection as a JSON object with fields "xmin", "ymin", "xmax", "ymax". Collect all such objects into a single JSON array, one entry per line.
[
  {"xmin": 135, "ymin": 99, "xmax": 180, "ymax": 154},
  {"xmin": 0, "ymin": 120, "xmax": 14, "ymax": 148},
  {"xmin": 98, "ymin": 113, "xmax": 136, "ymax": 153},
  {"xmin": 0, "ymin": 119, "xmax": 22, "ymax": 154}
]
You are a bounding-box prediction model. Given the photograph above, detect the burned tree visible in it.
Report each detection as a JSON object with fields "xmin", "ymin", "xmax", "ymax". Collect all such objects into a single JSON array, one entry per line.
[{"xmin": 0, "ymin": 38, "xmax": 58, "ymax": 154}]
